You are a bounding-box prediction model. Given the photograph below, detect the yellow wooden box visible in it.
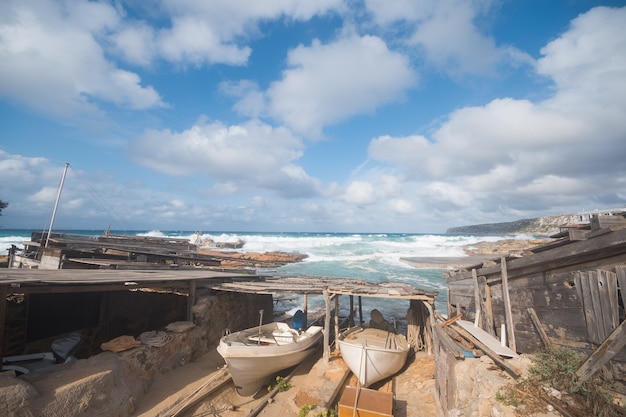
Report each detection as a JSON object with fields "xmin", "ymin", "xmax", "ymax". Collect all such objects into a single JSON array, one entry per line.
[{"xmin": 338, "ymin": 386, "xmax": 393, "ymax": 417}]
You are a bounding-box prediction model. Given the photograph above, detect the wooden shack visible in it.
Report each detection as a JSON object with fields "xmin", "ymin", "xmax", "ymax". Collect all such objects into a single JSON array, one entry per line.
[{"xmin": 444, "ymin": 214, "xmax": 626, "ymax": 396}]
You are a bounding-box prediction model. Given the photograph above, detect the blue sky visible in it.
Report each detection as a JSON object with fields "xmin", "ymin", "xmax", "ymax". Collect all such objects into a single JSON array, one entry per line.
[{"xmin": 1, "ymin": 0, "xmax": 626, "ymax": 233}]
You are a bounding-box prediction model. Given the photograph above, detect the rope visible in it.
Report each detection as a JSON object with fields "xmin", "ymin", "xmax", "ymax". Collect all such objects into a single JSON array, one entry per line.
[{"xmin": 138, "ymin": 330, "xmax": 173, "ymax": 347}]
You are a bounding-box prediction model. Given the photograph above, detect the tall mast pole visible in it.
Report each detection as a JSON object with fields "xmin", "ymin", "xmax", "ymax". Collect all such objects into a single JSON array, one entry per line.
[{"xmin": 45, "ymin": 162, "xmax": 69, "ymax": 248}]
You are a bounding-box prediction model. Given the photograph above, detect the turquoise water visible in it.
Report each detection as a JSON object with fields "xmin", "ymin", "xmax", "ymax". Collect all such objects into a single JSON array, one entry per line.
[{"xmin": 0, "ymin": 229, "xmax": 525, "ymax": 325}]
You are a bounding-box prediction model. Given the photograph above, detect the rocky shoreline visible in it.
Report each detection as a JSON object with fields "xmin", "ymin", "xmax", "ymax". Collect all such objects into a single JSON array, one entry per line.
[{"xmin": 400, "ymin": 238, "xmax": 552, "ymax": 269}]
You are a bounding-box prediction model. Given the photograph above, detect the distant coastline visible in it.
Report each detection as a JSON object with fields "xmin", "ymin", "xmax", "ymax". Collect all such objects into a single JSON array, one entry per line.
[{"xmin": 446, "ymin": 213, "xmax": 583, "ymax": 236}]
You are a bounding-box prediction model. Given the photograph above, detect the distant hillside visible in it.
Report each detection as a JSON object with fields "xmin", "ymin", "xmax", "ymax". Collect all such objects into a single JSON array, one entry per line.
[{"xmin": 446, "ymin": 214, "xmax": 582, "ymax": 236}]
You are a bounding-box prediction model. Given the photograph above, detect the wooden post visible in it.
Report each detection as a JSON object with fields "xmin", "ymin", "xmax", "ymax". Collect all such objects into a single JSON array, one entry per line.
[
  {"xmin": 0, "ymin": 285, "xmax": 7, "ymax": 361},
  {"xmin": 187, "ymin": 279, "xmax": 197, "ymax": 321},
  {"xmin": 472, "ymin": 269, "xmax": 481, "ymax": 328},
  {"xmin": 349, "ymin": 295, "xmax": 354, "ymax": 326},
  {"xmin": 334, "ymin": 295, "xmax": 340, "ymax": 352},
  {"xmin": 501, "ymin": 257, "xmax": 517, "ymax": 352},
  {"xmin": 302, "ymin": 293, "xmax": 309, "ymax": 317},
  {"xmin": 323, "ymin": 290, "xmax": 331, "ymax": 361},
  {"xmin": 358, "ymin": 296, "xmax": 363, "ymax": 324}
]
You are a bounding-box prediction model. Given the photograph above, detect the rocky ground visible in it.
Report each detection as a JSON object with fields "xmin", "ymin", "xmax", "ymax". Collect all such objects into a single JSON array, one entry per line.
[{"xmin": 460, "ymin": 238, "xmax": 552, "ymax": 257}]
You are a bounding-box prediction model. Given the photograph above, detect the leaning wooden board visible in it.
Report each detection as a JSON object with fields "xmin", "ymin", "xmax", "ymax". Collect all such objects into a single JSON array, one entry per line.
[{"xmin": 456, "ymin": 320, "xmax": 518, "ymax": 358}]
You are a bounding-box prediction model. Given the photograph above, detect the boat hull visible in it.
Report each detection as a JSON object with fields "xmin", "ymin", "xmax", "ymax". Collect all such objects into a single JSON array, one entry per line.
[
  {"xmin": 217, "ymin": 322, "xmax": 323, "ymax": 396},
  {"xmin": 338, "ymin": 326, "xmax": 409, "ymax": 387}
]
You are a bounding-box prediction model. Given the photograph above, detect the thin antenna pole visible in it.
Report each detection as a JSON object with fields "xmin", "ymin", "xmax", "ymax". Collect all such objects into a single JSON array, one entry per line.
[{"xmin": 45, "ymin": 163, "xmax": 69, "ymax": 248}]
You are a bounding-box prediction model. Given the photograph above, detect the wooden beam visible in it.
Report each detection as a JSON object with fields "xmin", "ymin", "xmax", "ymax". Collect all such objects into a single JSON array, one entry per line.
[
  {"xmin": 501, "ymin": 257, "xmax": 517, "ymax": 353},
  {"xmin": 323, "ymin": 289, "xmax": 331, "ymax": 361},
  {"xmin": 451, "ymin": 322, "xmax": 520, "ymax": 378},
  {"xmin": 358, "ymin": 296, "xmax": 363, "ymax": 324},
  {"xmin": 527, "ymin": 307, "xmax": 552, "ymax": 350},
  {"xmin": 433, "ymin": 325, "xmax": 465, "ymax": 359},
  {"xmin": 334, "ymin": 295, "xmax": 340, "ymax": 352},
  {"xmin": 446, "ymin": 227, "xmax": 626, "ymax": 283},
  {"xmin": 575, "ymin": 318, "xmax": 626, "ymax": 388}
]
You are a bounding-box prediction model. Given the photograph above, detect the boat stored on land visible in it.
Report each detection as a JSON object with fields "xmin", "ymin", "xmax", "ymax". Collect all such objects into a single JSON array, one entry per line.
[
  {"xmin": 217, "ymin": 321, "xmax": 323, "ymax": 396},
  {"xmin": 338, "ymin": 325, "xmax": 410, "ymax": 387}
]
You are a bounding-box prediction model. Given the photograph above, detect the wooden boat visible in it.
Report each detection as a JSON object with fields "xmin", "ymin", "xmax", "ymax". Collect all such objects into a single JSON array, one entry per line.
[
  {"xmin": 217, "ymin": 321, "xmax": 323, "ymax": 395},
  {"xmin": 338, "ymin": 325, "xmax": 409, "ymax": 387}
]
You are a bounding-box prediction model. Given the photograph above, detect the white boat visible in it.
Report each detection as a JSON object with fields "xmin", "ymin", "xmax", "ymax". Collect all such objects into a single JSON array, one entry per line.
[
  {"xmin": 217, "ymin": 321, "xmax": 323, "ymax": 396},
  {"xmin": 338, "ymin": 325, "xmax": 410, "ymax": 387}
]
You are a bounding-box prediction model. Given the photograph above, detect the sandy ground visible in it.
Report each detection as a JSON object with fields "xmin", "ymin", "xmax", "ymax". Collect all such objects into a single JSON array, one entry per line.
[{"xmin": 131, "ymin": 347, "xmax": 445, "ymax": 417}]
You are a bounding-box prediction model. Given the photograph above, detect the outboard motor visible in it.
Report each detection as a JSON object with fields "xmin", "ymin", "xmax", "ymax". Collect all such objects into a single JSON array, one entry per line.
[{"xmin": 292, "ymin": 309, "xmax": 306, "ymax": 331}]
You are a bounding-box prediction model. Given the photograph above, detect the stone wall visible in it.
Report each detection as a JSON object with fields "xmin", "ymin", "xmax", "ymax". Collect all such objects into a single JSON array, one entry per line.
[{"xmin": 1, "ymin": 288, "xmax": 272, "ymax": 417}]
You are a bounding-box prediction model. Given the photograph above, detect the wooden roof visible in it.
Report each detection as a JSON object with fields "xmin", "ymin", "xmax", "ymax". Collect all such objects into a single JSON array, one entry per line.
[
  {"xmin": 0, "ymin": 269, "xmax": 254, "ymax": 294},
  {"xmin": 0, "ymin": 269, "xmax": 437, "ymax": 302},
  {"xmin": 211, "ymin": 275, "xmax": 438, "ymax": 302}
]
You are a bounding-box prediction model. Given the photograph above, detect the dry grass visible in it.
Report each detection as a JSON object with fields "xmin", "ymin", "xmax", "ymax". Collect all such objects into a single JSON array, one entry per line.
[{"xmin": 497, "ymin": 348, "xmax": 625, "ymax": 417}]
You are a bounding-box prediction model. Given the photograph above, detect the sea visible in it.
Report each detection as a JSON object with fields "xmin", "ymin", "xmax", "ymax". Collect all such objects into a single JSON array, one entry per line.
[{"xmin": 0, "ymin": 229, "xmax": 532, "ymax": 328}]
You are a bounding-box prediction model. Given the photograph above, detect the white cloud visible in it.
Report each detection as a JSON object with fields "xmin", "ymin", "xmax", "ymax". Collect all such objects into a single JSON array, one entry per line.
[
  {"xmin": 130, "ymin": 119, "xmax": 322, "ymax": 198},
  {"xmin": 365, "ymin": 0, "xmax": 532, "ymax": 77},
  {"xmin": 265, "ymin": 34, "xmax": 416, "ymax": 137},
  {"xmin": 388, "ymin": 198, "xmax": 414, "ymax": 214},
  {"xmin": 0, "ymin": 0, "xmax": 164, "ymax": 118},
  {"xmin": 114, "ymin": 0, "xmax": 344, "ymax": 67},
  {"xmin": 343, "ymin": 181, "xmax": 375, "ymax": 205},
  {"xmin": 342, "ymin": 174, "xmax": 403, "ymax": 206},
  {"xmin": 364, "ymin": 5, "xmax": 626, "ymax": 216}
]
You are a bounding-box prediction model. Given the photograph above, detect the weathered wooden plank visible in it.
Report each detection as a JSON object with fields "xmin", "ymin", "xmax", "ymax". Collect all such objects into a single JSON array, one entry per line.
[
  {"xmin": 433, "ymin": 325, "xmax": 466, "ymax": 359},
  {"xmin": 575, "ymin": 318, "xmax": 626, "ymax": 388},
  {"xmin": 451, "ymin": 322, "xmax": 520, "ymax": 378},
  {"xmin": 617, "ymin": 266, "xmax": 626, "ymax": 313},
  {"xmin": 527, "ymin": 307, "xmax": 552, "ymax": 349},
  {"xmin": 577, "ymin": 272, "xmax": 600, "ymax": 344},
  {"xmin": 472, "ymin": 269, "xmax": 481, "ymax": 327},
  {"xmin": 445, "ymin": 227, "xmax": 626, "ymax": 283},
  {"xmin": 501, "ymin": 257, "xmax": 516, "ymax": 353},
  {"xmin": 478, "ymin": 275, "xmax": 495, "ymax": 336},
  {"xmin": 596, "ymin": 270, "xmax": 615, "ymax": 340},
  {"xmin": 602, "ymin": 270, "xmax": 619, "ymax": 331},
  {"xmin": 527, "ymin": 307, "xmax": 589, "ymax": 342},
  {"xmin": 323, "ymin": 290, "xmax": 331, "ymax": 361},
  {"xmin": 456, "ymin": 320, "xmax": 518, "ymax": 358},
  {"xmin": 589, "ymin": 270, "xmax": 608, "ymax": 342}
]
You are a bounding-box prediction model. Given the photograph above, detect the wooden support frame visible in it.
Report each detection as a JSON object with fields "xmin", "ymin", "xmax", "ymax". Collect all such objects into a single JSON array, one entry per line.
[{"xmin": 501, "ymin": 257, "xmax": 517, "ymax": 353}]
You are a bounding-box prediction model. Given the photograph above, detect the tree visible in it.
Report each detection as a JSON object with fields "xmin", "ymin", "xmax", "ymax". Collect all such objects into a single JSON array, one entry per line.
[{"xmin": 0, "ymin": 200, "xmax": 7, "ymax": 216}]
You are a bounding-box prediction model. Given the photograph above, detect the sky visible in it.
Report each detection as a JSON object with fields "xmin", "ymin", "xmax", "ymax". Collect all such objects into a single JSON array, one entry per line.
[{"xmin": 1, "ymin": 0, "xmax": 626, "ymax": 234}]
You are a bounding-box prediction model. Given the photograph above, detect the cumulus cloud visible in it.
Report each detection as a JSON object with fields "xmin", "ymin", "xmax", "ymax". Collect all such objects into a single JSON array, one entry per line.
[
  {"xmin": 265, "ymin": 34, "xmax": 416, "ymax": 137},
  {"xmin": 366, "ymin": 6, "xmax": 626, "ymax": 216},
  {"xmin": 364, "ymin": 0, "xmax": 532, "ymax": 77},
  {"xmin": 130, "ymin": 119, "xmax": 321, "ymax": 198},
  {"xmin": 113, "ymin": 0, "xmax": 344, "ymax": 67},
  {"xmin": 0, "ymin": 0, "xmax": 164, "ymax": 118}
]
